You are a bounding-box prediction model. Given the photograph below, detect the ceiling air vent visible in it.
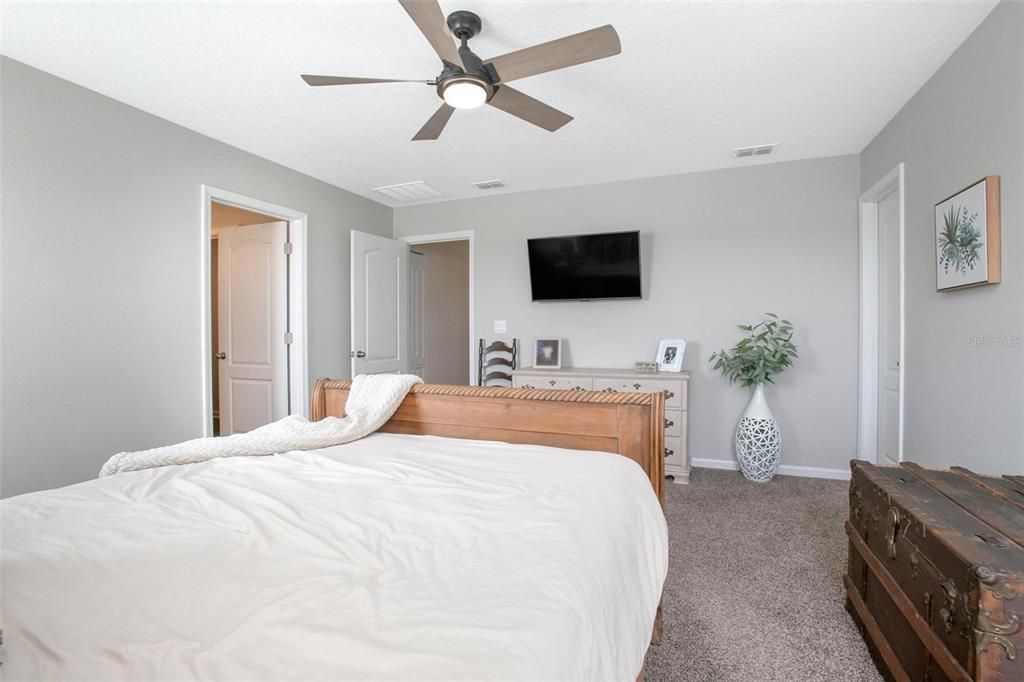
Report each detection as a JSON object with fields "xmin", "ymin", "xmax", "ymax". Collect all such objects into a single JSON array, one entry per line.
[
  {"xmin": 372, "ymin": 181, "xmax": 443, "ymax": 202},
  {"xmin": 733, "ymin": 143, "xmax": 778, "ymax": 159},
  {"xmin": 471, "ymin": 179, "xmax": 506, "ymax": 190}
]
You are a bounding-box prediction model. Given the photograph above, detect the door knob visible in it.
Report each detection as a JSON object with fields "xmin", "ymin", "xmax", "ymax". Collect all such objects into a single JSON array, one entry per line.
[
  {"xmin": 355, "ymin": 350, "xmax": 366, "ymax": 358},
  {"xmin": 215, "ymin": 352, "xmax": 226, "ymax": 360}
]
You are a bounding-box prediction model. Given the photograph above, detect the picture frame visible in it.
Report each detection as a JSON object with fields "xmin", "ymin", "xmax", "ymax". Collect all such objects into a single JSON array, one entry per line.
[
  {"xmin": 934, "ymin": 176, "xmax": 1001, "ymax": 292},
  {"xmin": 656, "ymin": 339, "xmax": 685, "ymax": 372},
  {"xmin": 533, "ymin": 337, "xmax": 562, "ymax": 369}
]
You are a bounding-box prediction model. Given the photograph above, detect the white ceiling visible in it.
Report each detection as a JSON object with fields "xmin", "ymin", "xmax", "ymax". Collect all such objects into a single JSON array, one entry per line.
[{"xmin": 1, "ymin": 1, "xmax": 997, "ymax": 207}]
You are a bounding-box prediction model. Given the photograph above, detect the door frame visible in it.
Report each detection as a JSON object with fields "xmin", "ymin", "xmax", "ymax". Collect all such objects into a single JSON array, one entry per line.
[
  {"xmin": 200, "ymin": 185, "xmax": 309, "ymax": 436},
  {"xmin": 399, "ymin": 231, "xmax": 476, "ymax": 385},
  {"xmin": 857, "ymin": 164, "xmax": 905, "ymax": 463}
]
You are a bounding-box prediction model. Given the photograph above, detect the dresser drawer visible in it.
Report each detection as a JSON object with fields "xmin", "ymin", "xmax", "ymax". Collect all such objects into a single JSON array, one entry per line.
[
  {"xmin": 513, "ymin": 375, "xmax": 594, "ymax": 392},
  {"xmin": 664, "ymin": 435, "xmax": 685, "ymax": 467},
  {"xmin": 663, "ymin": 409, "xmax": 684, "ymax": 438},
  {"xmin": 592, "ymin": 377, "xmax": 686, "ymax": 409}
]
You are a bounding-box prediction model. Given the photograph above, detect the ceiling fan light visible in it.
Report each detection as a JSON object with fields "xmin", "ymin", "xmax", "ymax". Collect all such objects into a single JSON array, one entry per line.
[{"xmin": 442, "ymin": 80, "xmax": 487, "ymax": 109}]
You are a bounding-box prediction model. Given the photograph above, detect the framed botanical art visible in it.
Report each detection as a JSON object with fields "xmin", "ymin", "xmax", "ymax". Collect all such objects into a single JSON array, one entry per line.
[{"xmin": 935, "ymin": 176, "xmax": 1001, "ymax": 292}]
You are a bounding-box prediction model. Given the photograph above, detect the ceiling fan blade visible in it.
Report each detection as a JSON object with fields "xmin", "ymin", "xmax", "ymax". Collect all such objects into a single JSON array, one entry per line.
[
  {"xmin": 485, "ymin": 25, "xmax": 621, "ymax": 84},
  {"xmin": 412, "ymin": 103, "xmax": 455, "ymax": 141},
  {"xmin": 301, "ymin": 75, "xmax": 429, "ymax": 86},
  {"xmin": 397, "ymin": 0, "xmax": 463, "ymax": 68},
  {"xmin": 487, "ymin": 86, "xmax": 573, "ymax": 132}
]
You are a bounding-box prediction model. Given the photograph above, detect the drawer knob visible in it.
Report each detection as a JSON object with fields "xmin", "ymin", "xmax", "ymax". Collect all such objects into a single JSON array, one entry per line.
[
  {"xmin": 633, "ymin": 382, "xmax": 642, "ymax": 390},
  {"xmin": 664, "ymin": 448, "xmax": 674, "ymax": 458},
  {"xmin": 665, "ymin": 418, "xmax": 674, "ymax": 428},
  {"xmin": 548, "ymin": 380, "xmax": 557, "ymax": 386},
  {"xmin": 663, "ymin": 390, "xmax": 675, "ymax": 399}
]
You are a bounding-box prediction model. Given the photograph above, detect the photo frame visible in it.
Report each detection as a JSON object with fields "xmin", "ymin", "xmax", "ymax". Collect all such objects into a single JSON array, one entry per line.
[
  {"xmin": 935, "ymin": 176, "xmax": 1001, "ymax": 292},
  {"xmin": 533, "ymin": 338, "xmax": 562, "ymax": 369},
  {"xmin": 656, "ymin": 339, "xmax": 685, "ymax": 372}
]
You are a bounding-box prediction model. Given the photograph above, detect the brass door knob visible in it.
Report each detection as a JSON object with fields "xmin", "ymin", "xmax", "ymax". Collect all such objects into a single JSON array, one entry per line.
[{"xmin": 215, "ymin": 352, "xmax": 226, "ymax": 360}]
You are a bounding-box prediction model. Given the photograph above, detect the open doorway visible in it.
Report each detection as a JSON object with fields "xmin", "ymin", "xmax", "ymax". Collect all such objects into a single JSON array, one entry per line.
[
  {"xmin": 858, "ymin": 164, "xmax": 905, "ymax": 464},
  {"xmin": 403, "ymin": 232, "xmax": 473, "ymax": 385},
  {"xmin": 202, "ymin": 187, "xmax": 308, "ymax": 437}
]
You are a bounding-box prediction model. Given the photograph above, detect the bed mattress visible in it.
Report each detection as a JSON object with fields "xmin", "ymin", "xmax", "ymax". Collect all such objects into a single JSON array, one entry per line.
[{"xmin": 1, "ymin": 433, "xmax": 668, "ymax": 681}]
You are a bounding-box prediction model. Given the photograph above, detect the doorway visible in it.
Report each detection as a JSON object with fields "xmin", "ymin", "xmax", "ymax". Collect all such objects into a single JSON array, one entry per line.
[
  {"xmin": 403, "ymin": 232, "xmax": 473, "ymax": 385},
  {"xmin": 348, "ymin": 230, "xmax": 474, "ymax": 382},
  {"xmin": 201, "ymin": 186, "xmax": 309, "ymax": 437},
  {"xmin": 858, "ymin": 165, "xmax": 905, "ymax": 463}
]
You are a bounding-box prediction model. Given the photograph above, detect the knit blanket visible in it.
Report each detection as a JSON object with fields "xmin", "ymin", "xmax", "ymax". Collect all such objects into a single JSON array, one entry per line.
[{"xmin": 99, "ymin": 373, "xmax": 423, "ymax": 476}]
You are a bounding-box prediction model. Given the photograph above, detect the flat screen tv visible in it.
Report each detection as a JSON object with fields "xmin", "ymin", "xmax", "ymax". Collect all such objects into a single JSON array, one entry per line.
[{"xmin": 527, "ymin": 231, "xmax": 641, "ymax": 301}]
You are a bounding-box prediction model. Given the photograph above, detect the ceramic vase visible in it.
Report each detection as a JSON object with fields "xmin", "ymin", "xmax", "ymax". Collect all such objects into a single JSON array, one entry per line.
[{"xmin": 735, "ymin": 383, "xmax": 782, "ymax": 482}]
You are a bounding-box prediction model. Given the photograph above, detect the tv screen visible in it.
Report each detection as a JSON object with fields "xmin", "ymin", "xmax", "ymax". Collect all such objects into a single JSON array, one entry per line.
[{"xmin": 527, "ymin": 231, "xmax": 641, "ymax": 301}]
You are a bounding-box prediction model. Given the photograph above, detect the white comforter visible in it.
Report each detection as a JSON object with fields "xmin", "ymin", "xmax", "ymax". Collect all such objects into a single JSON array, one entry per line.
[{"xmin": 2, "ymin": 434, "xmax": 668, "ymax": 681}]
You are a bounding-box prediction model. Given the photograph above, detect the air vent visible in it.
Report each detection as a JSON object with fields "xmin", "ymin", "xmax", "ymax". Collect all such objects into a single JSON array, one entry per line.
[
  {"xmin": 372, "ymin": 181, "xmax": 443, "ymax": 202},
  {"xmin": 733, "ymin": 143, "xmax": 778, "ymax": 159},
  {"xmin": 471, "ymin": 179, "xmax": 506, "ymax": 190}
]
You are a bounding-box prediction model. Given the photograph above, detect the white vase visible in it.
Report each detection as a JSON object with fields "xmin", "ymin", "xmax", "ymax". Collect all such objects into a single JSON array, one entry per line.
[{"xmin": 735, "ymin": 383, "xmax": 782, "ymax": 482}]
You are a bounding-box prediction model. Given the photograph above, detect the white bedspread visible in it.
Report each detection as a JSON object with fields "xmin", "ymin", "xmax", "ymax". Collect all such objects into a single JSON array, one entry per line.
[{"xmin": 1, "ymin": 433, "xmax": 668, "ymax": 681}]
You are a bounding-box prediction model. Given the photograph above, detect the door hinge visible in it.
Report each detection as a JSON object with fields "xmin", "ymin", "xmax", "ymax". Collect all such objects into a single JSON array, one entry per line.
[
  {"xmin": 284, "ymin": 242, "xmax": 293, "ymax": 255},
  {"xmin": 284, "ymin": 332, "xmax": 293, "ymax": 345}
]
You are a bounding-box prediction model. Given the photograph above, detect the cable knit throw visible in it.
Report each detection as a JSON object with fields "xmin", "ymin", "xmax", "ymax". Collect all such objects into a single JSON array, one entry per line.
[{"xmin": 100, "ymin": 373, "xmax": 423, "ymax": 477}]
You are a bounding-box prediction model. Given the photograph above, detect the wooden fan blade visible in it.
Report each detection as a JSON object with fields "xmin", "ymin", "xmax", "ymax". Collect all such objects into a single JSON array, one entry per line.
[
  {"xmin": 487, "ymin": 86, "xmax": 573, "ymax": 132},
  {"xmin": 397, "ymin": 0, "xmax": 462, "ymax": 67},
  {"xmin": 412, "ymin": 103, "xmax": 455, "ymax": 140},
  {"xmin": 301, "ymin": 75, "xmax": 428, "ymax": 86},
  {"xmin": 485, "ymin": 25, "xmax": 621, "ymax": 84}
]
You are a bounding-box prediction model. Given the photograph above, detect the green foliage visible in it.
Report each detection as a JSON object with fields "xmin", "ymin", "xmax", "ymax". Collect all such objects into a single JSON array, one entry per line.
[
  {"xmin": 709, "ymin": 313, "xmax": 798, "ymax": 387},
  {"xmin": 938, "ymin": 204, "xmax": 982, "ymax": 275}
]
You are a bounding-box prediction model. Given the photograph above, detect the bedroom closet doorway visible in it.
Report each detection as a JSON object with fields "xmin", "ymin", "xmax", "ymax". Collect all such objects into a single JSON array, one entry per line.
[
  {"xmin": 349, "ymin": 230, "xmax": 473, "ymax": 384},
  {"xmin": 858, "ymin": 164, "xmax": 905, "ymax": 464},
  {"xmin": 202, "ymin": 187, "xmax": 309, "ymax": 437},
  {"xmin": 403, "ymin": 232, "xmax": 473, "ymax": 385}
]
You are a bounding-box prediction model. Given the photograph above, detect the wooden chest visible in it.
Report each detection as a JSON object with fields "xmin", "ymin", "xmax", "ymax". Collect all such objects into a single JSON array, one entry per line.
[{"xmin": 846, "ymin": 461, "xmax": 1024, "ymax": 681}]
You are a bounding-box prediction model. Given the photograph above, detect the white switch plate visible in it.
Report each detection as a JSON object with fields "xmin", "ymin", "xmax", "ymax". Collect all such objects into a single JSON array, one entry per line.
[{"xmin": 494, "ymin": 320, "xmax": 507, "ymax": 334}]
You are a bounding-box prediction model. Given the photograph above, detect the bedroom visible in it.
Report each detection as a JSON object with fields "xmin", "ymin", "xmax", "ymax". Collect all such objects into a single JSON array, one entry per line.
[{"xmin": 1, "ymin": 1, "xmax": 1022, "ymax": 680}]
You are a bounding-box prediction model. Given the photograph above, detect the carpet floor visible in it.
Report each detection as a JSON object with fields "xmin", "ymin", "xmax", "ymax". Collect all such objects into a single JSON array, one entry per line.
[{"xmin": 643, "ymin": 469, "xmax": 882, "ymax": 682}]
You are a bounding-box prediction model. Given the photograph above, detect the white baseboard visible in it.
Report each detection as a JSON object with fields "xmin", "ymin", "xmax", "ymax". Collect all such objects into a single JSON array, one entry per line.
[{"xmin": 691, "ymin": 458, "xmax": 850, "ymax": 481}]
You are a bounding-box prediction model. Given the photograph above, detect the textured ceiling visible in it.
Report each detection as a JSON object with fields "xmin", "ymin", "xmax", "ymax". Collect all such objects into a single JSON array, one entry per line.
[{"xmin": 1, "ymin": 1, "xmax": 997, "ymax": 207}]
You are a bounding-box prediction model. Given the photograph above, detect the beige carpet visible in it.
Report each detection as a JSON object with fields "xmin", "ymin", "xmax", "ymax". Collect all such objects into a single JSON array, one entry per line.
[{"xmin": 643, "ymin": 469, "xmax": 882, "ymax": 682}]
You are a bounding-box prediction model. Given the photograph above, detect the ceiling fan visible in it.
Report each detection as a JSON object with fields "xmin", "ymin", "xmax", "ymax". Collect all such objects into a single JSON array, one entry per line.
[{"xmin": 300, "ymin": 0, "xmax": 621, "ymax": 141}]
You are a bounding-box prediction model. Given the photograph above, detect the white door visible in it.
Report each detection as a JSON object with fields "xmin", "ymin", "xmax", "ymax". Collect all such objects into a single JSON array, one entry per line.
[
  {"xmin": 408, "ymin": 250, "xmax": 425, "ymax": 378},
  {"xmin": 351, "ymin": 231, "xmax": 408, "ymax": 375},
  {"xmin": 218, "ymin": 222, "xmax": 289, "ymax": 434},
  {"xmin": 877, "ymin": 190, "xmax": 901, "ymax": 464}
]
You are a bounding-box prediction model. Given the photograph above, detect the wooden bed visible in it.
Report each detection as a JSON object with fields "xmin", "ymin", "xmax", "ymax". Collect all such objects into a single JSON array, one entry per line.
[{"xmin": 310, "ymin": 378, "xmax": 667, "ymax": 649}]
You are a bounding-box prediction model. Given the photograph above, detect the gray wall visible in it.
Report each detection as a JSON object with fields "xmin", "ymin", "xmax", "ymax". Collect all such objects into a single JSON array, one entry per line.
[
  {"xmin": 1, "ymin": 58, "xmax": 392, "ymax": 497},
  {"xmin": 395, "ymin": 155, "xmax": 861, "ymax": 472},
  {"xmin": 860, "ymin": 0, "xmax": 1023, "ymax": 475}
]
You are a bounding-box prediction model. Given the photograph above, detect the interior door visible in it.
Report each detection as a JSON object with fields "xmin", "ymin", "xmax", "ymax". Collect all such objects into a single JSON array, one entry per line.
[
  {"xmin": 877, "ymin": 190, "xmax": 901, "ymax": 464},
  {"xmin": 408, "ymin": 250, "xmax": 425, "ymax": 378},
  {"xmin": 218, "ymin": 221, "xmax": 289, "ymax": 434},
  {"xmin": 350, "ymin": 230, "xmax": 408, "ymax": 375}
]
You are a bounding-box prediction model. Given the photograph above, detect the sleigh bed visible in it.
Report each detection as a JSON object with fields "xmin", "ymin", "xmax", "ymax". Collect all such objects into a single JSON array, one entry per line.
[{"xmin": 3, "ymin": 380, "xmax": 668, "ymax": 681}]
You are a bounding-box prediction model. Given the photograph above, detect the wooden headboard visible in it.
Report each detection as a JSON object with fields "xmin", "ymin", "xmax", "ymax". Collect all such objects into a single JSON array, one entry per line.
[{"xmin": 310, "ymin": 379, "xmax": 666, "ymax": 503}]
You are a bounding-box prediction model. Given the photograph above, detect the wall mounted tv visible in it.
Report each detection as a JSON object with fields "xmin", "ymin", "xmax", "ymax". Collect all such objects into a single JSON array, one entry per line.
[{"xmin": 527, "ymin": 230, "xmax": 641, "ymax": 301}]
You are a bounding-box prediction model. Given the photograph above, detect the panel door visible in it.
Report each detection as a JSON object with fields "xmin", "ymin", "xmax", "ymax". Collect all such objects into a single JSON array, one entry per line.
[
  {"xmin": 877, "ymin": 189, "xmax": 901, "ymax": 464},
  {"xmin": 218, "ymin": 221, "xmax": 288, "ymax": 434},
  {"xmin": 351, "ymin": 230, "xmax": 408, "ymax": 376}
]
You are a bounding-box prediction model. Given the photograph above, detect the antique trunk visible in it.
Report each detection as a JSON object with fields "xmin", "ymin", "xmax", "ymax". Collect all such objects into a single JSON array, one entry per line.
[{"xmin": 846, "ymin": 461, "xmax": 1024, "ymax": 682}]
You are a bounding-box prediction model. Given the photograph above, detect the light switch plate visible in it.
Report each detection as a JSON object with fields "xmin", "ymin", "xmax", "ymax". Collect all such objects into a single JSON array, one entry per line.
[{"xmin": 494, "ymin": 320, "xmax": 507, "ymax": 334}]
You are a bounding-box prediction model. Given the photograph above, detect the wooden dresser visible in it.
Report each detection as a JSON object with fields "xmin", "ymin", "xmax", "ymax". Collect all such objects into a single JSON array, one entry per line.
[{"xmin": 512, "ymin": 367, "xmax": 690, "ymax": 484}]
